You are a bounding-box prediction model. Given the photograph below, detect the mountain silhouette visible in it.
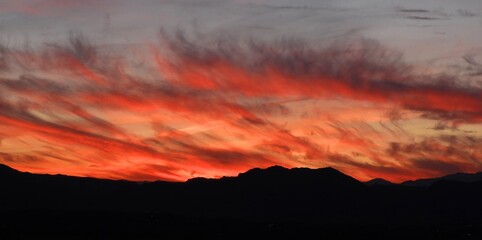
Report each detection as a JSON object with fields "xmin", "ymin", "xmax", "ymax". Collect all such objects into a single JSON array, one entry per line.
[
  {"xmin": 1, "ymin": 163, "xmax": 482, "ymax": 239},
  {"xmin": 365, "ymin": 178, "xmax": 395, "ymax": 186},
  {"xmin": 402, "ymin": 171, "xmax": 482, "ymax": 187},
  {"xmin": 0, "ymin": 163, "xmax": 20, "ymax": 175}
]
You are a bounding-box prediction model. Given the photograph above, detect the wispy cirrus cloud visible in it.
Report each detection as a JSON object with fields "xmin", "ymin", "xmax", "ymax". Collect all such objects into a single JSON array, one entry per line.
[
  {"xmin": 0, "ymin": 31, "xmax": 480, "ymax": 182},
  {"xmin": 156, "ymin": 31, "xmax": 482, "ymax": 121}
]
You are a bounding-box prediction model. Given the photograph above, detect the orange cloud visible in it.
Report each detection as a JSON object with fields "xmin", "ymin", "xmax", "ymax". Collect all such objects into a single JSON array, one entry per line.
[{"xmin": 0, "ymin": 34, "xmax": 480, "ymax": 183}]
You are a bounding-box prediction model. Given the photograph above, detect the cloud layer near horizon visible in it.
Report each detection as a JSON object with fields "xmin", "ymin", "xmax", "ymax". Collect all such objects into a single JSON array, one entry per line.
[{"xmin": 0, "ymin": 30, "xmax": 480, "ymax": 182}]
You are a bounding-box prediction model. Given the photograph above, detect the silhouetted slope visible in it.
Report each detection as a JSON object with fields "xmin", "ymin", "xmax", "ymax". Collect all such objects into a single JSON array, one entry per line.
[
  {"xmin": 402, "ymin": 172, "xmax": 482, "ymax": 187},
  {"xmin": 0, "ymin": 163, "xmax": 20, "ymax": 176},
  {"xmin": 1, "ymin": 163, "xmax": 482, "ymax": 239},
  {"xmin": 237, "ymin": 166, "xmax": 363, "ymax": 188},
  {"xmin": 365, "ymin": 178, "xmax": 395, "ymax": 186},
  {"xmin": 0, "ymin": 164, "xmax": 137, "ymax": 211}
]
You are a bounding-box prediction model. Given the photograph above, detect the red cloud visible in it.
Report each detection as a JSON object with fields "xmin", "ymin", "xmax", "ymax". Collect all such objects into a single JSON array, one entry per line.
[
  {"xmin": 0, "ymin": 34, "xmax": 480, "ymax": 183},
  {"xmin": 156, "ymin": 33, "xmax": 482, "ymax": 123}
]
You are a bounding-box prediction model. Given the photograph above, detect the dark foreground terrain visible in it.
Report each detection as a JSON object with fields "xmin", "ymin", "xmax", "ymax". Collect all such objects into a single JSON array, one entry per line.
[{"xmin": 1, "ymin": 164, "xmax": 482, "ymax": 239}]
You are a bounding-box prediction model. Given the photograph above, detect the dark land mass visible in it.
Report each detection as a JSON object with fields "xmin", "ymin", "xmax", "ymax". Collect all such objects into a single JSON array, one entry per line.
[
  {"xmin": 364, "ymin": 178, "xmax": 395, "ymax": 186},
  {"xmin": 402, "ymin": 172, "xmax": 482, "ymax": 187},
  {"xmin": 1, "ymin": 164, "xmax": 482, "ymax": 239}
]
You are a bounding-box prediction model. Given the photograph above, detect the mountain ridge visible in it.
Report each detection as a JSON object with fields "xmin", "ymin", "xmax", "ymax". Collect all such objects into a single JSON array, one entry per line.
[
  {"xmin": 365, "ymin": 178, "xmax": 395, "ymax": 186},
  {"xmin": 1, "ymin": 163, "xmax": 482, "ymax": 239},
  {"xmin": 2, "ymin": 163, "xmax": 481, "ymax": 187},
  {"xmin": 402, "ymin": 171, "xmax": 482, "ymax": 187}
]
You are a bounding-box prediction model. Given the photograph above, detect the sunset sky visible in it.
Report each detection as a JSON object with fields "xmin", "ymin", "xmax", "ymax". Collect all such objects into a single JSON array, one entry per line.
[{"xmin": 0, "ymin": 0, "xmax": 481, "ymax": 183}]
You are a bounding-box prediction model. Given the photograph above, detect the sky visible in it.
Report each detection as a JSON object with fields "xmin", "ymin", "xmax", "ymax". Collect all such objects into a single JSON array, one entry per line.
[{"xmin": 0, "ymin": 0, "xmax": 481, "ymax": 182}]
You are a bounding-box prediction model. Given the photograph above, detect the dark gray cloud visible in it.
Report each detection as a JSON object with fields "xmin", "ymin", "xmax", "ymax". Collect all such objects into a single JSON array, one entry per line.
[
  {"xmin": 397, "ymin": 8, "xmax": 430, "ymax": 13},
  {"xmin": 412, "ymin": 158, "xmax": 463, "ymax": 175},
  {"xmin": 405, "ymin": 16, "xmax": 446, "ymax": 20}
]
